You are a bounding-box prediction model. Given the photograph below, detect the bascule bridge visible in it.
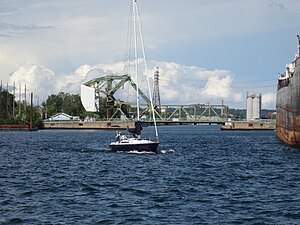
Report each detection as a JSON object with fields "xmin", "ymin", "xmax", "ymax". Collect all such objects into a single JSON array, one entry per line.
[{"xmin": 80, "ymin": 74, "xmax": 229, "ymax": 124}]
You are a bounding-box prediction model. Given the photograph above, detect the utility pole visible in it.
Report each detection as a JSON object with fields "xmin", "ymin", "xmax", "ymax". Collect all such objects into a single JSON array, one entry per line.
[
  {"xmin": 19, "ymin": 83, "xmax": 21, "ymax": 117},
  {"xmin": 297, "ymin": 35, "xmax": 300, "ymax": 57},
  {"xmin": 13, "ymin": 82, "xmax": 15, "ymax": 118},
  {"xmin": 221, "ymin": 99, "xmax": 224, "ymax": 118},
  {"xmin": 30, "ymin": 93, "xmax": 33, "ymax": 130},
  {"xmin": 6, "ymin": 83, "xmax": 8, "ymax": 119},
  {"xmin": 24, "ymin": 84, "xmax": 27, "ymax": 111},
  {"xmin": 0, "ymin": 81, "xmax": 2, "ymax": 118}
]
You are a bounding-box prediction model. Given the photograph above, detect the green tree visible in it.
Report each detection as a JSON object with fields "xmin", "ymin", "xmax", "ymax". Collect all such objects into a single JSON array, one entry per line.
[
  {"xmin": 43, "ymin": 92, "xmax": 85, "ymax": 118},
  {"xmin": 0, "ymin": 90, "xmax": 42, "ymax": 127},
  {"xmin": 61, "ymin": 93, "xmax": 85, "ymax": 116},
  {"xmin": 0, "ymin": 90, "xmax": 14, "ymax": 120},
  {"xmin": 18, "ymin": 104, "xmax": 43, "ymax": 128},
  {"xmin": 43, "ymin": 93, "xmax": 63, "ymax": 116}
]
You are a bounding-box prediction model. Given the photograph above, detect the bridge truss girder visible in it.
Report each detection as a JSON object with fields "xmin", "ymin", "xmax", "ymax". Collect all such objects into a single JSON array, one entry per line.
[
  {"xmin": 82, "ymin": 74, "xmax": 154, "ymax": 118},
  {"xmin": 149, "ymin": 104, "xmax": 228, "ymax": 123},
  {"xmin": 82, "ymin": 75, "xmax": 228, "ymax": 123},
  {"xmin": 112, "ymin": 102, "xmax": 228, "ymax": 123}
]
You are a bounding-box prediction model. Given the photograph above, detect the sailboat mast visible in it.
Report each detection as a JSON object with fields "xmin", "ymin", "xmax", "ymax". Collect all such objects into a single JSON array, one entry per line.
[
  {"xmin": 133, "ymin": 0, "xmax": 140, "ymax": 121},
  {"xmin": 134, "ymin": 0, "xmax": 159, "ymax": 140}
]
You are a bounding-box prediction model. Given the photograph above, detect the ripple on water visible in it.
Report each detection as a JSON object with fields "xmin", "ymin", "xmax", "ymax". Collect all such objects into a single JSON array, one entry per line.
[{"xmin": 0, "ymin": 127, "xmax": 299, "ymax": 224}]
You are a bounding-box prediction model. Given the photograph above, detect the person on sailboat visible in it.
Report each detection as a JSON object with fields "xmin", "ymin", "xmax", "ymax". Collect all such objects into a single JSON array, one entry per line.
[{"xmin": 115, "ymin": 132, "xmax": 121, "ymax": 142}]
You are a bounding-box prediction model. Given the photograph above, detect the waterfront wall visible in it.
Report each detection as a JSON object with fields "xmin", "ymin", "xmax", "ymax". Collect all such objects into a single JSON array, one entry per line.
[
  {"xmin": 43, "ymin": 121, "xmax": 135, "ymax": 130},
  {"xmin": 221, "ymin": 121, "xmax": 275, "ymax": 130}
]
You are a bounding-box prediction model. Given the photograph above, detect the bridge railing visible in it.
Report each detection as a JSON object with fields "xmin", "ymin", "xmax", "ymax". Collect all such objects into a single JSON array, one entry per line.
[{"xmin": 92, "ymin": 117, "xmax": 275, "ymax": 124}]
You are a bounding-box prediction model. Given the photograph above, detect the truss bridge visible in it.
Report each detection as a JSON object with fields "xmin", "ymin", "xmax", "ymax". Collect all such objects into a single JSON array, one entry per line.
[{"xmin": 80, "ymin": 74, "xmax": 228, "ymax": 124}]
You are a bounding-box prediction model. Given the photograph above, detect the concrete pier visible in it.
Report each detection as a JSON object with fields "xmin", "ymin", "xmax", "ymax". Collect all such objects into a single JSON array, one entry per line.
[
  {"xmin": 221, "ymin": 121, "xmax": 275, "ymax": 130},
  {"xmin": 43, "ymin": 121, "xmax": 135, "ymax": 130}
]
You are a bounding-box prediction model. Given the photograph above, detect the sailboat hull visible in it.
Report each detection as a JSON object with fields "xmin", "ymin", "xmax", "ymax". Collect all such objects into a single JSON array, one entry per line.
[{"xmin": 109, "ymin": 140, "xmax": 159, "ymax": 153}]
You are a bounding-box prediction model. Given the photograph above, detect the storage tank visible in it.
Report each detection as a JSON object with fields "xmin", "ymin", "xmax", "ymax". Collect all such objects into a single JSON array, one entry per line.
[
  {"xmin": 246, "ymin": 93, "xmax": 253, "ymax": 121},
  {"xmin": 246, "ymin": 92, "xmax": 262, "ymax": 121},
  {"xmin": 253, "ymin": 93, "xmax": 261, "ymax": 119}
]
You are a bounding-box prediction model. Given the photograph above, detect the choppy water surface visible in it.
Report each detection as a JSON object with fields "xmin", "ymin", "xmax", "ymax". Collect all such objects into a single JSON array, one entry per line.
[{"xmin": 1, "ymin": 125, "xmax": 300, "ymax": 224}]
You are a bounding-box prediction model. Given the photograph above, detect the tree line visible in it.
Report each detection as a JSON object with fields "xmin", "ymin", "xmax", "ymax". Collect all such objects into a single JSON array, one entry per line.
[
  {"xmin": 0, "ymin": 91, "xmax": 95, "ymax": 127},
  {"xmin": 42, "ymin": 92, "xmax": 85, "ymax": 118},
  {"xmin": 0, "ymin": 90, "xmax": 42, "ymax": 127}
]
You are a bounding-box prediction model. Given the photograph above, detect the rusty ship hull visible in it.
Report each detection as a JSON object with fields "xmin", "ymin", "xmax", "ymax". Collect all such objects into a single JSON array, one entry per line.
[{"xmin": 276, "ymin": 36, "xmax": 300, "ymax": 146}]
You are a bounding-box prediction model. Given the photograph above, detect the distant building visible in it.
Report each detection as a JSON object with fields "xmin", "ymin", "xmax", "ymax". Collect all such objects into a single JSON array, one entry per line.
[
  {"xmin": 84, "ymin": 116, "xmax": 95, "ymax": 122},
  {"xmin": 48, "ymin": 113, "xmax": 80, "ymax": 121}
]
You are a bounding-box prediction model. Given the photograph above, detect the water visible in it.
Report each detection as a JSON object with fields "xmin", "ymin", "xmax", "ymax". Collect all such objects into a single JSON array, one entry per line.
[{"xmin": 0, "ymin": 125, "xmax": 300, "ymax": 224}]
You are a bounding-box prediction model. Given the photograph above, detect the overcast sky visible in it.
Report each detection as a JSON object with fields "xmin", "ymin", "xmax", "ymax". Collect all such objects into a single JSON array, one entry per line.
[{"xmin": 1, "ymin": 0, "xmax": 300, "ymax": 109}]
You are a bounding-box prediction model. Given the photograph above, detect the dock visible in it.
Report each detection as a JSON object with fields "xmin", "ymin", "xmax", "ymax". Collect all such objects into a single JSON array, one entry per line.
[
  {"xmin": 221, "ymin": 120, "xmax": 275, "ymax": 130},
  {"xmin": 0, "ymin": 124, "xmax": 31, "ymax": 131},
  {"xmin": 43, "ymin": 120, "xmax": 135, "ymax": 130}
]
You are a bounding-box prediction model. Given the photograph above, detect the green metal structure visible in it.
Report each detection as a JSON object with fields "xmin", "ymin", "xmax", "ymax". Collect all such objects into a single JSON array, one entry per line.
[
  {"xmin": 82, "ymin": 74, "xmax": 229, "ymax": 123},
  {"xmin": 82, "ymin": 74, "xmax": 153, "ymax": 119}
]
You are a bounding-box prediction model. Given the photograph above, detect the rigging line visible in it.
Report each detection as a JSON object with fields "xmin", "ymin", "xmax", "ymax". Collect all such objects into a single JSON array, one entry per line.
[
  {"xmin": 234, "ymin": 80, "xmax": 277, "ymax": 85},
  {"xmin": 125, "ymin": 2, "xmax": 135, "ymax": 76},
  {"xmin": 124, "ymin": 2, "xmax": 132, "ymax": 75},
  {"xmin": 135, "ymin": 0, "xmax": 158, "ymax": 139},
  {"xmin": 234, "ymin": 79, "xmax": 277, "ymax": 84},
  {"xmin": 232, "ymin": 80, "xmax": 275, "ymax": 85},
  {"xmin": 133, "ymin": 0, "xmax": 140, "ymax": 121},
  {"xmin": 156, "ymin": 75, "xmax": 277, "ymax": 84},
  {"xmin": 232, "ymin": 84, "xmax": 276, "ymax": 88}
]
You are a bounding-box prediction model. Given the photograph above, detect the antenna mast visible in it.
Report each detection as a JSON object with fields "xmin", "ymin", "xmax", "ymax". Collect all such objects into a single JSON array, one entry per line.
[{"xmin": 297, "ymin": 35, "xmax": 300, "ymax": 57}]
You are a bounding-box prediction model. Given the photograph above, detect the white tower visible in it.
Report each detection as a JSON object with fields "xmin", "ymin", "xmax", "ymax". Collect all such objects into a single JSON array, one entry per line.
[
  {"xmin": 253, "ymin": 93, "xmax": 262, "ymax": 119},
  {"xmin": 246, "ymin": 92, "xmax": 261, "ymax": 121},
  {"xmin": 246, "ymin": 93, "xmax": 253, "ymax": 121}
]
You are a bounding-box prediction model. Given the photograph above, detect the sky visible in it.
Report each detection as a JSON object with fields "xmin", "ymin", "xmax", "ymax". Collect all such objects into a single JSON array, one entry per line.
[{"xmin": 1, "ymin": 0, "xmax": 300, "ymax": 109}]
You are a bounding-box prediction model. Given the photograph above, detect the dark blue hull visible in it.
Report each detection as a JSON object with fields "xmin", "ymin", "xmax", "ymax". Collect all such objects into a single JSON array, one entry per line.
[{"xmin": 109, "ymin": 142, "xmax": 159, "ymax": 153}]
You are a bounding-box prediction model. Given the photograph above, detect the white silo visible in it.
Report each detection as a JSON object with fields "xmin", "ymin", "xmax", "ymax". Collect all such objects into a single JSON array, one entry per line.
[
  {"xmin": 253, "ymin": 93, "xmax": 261, "ymax": 119},
  {"xmin": 246, "ymin": 92, "xmax": 253, "ymax": 121}
]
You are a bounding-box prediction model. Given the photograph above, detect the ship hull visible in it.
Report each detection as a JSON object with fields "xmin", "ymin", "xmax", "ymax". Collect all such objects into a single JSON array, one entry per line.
[
  {"xmin": 276, "ymin": 125, "xmax": 300, "ymax": 146},
  {"xmin": 276, "ymin": 57, "xmax": 300, "ymax": 146}
]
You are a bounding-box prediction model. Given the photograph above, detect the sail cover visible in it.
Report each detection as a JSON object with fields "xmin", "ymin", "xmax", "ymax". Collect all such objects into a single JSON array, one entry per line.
[
  {"xmin": 80, "ymin": 85, "xmax": 96, "ymax": 112},
  {"xmin": 127, "ymin": 121, "xmax": 143, "ymax": 136}
]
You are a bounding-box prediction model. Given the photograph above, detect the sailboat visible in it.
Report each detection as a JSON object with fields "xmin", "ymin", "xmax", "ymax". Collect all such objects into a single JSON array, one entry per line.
[{"xmin": 109, "ymin": 0, "xmax": 159, "ymax": 153}]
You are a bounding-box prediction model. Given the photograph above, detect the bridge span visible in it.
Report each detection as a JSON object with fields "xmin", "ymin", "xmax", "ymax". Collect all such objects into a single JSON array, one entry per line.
[{"xmin": 81, "ymin": 74, "xmax": 229, "ymax": 123}]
